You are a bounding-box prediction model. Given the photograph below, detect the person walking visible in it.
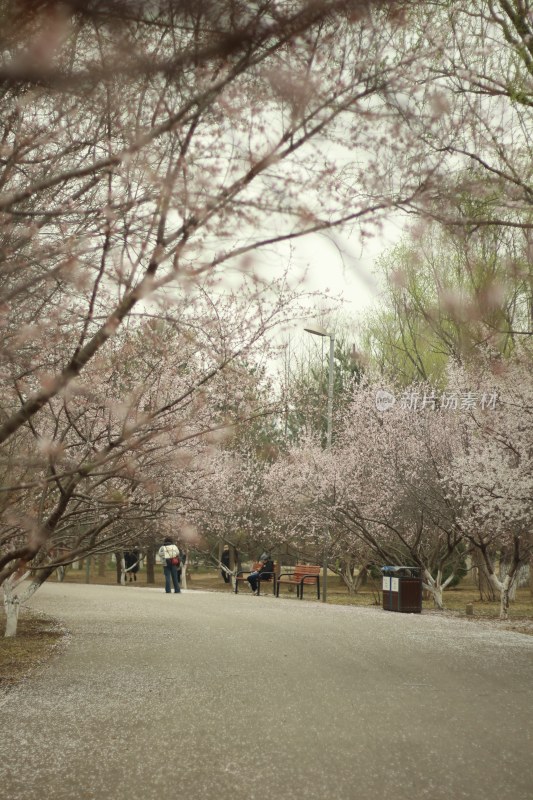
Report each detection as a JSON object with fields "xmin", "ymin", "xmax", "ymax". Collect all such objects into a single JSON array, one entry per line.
[
  {"xmin": 220, "ymin": 545, "xmax": 231, "ymax": 583},
  {"xmin": 158, "ymin": 538, "xmax": 181, "ymax": 594}
]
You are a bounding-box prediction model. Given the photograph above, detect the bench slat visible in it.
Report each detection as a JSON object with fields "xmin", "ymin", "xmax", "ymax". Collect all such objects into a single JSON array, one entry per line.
[{"xmin": 276, "ymin": 565, "xmax": 321, "ymax": 600}]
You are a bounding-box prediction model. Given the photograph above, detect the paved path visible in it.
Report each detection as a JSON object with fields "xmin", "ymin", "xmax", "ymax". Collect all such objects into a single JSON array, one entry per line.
[{"xmin": 1, "ymin": 583, "xmax": 533, "ymax": 800}]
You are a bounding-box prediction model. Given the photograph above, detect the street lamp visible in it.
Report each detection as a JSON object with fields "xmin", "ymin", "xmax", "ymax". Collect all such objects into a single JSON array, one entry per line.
[{"xmin": 304, "ymin": 325, "xmax": 335, "ymax": 603}]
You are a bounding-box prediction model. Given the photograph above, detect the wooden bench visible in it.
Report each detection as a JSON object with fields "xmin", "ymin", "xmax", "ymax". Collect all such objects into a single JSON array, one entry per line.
[
  {"xmin": 234, "ymin": 562, "xmax": 278, "ymax": 596},
  {"xmin": 276, "ymin": 564, "xmax": 321, "ymax": 600}
]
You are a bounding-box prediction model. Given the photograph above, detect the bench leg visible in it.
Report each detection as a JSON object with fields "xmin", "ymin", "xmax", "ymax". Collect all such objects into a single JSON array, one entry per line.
[{"xmin": 297, "ymin": 579, "xmax": 321, "ymax": 600}]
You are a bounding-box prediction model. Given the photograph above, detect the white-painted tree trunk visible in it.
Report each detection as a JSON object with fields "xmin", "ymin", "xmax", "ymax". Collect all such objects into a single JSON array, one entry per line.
[
  {"xmin": 3, "ymin": 573, "xmax": 40, "ymax": 637},
  {"xmin": 340, "ymin": 557, "xmax": 358, "ymax": 595},
  {"xmin": 487, "ymin": 572, "xmax": 515, "ymax": 620},
  {"xmin": 423, "ymin": 568, "xmax": 455, "ymax": 610},
  {"xmin": 499, "ymin": 562, "xmax": 526, "ymax": 598},
  {"xmin": 4, "ymin": 590, "xmax": 20, "ymax": 638}
]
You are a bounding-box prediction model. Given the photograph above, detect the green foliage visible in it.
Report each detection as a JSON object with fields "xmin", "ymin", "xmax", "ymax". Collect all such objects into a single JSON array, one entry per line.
[
  {"xmin": 282, "ymin": 334, "xmax": 362, "ymax": 447},
  {"xmin": 361, "ymin": 216, "xmax": 533, "ymax": 386},
  {"xmin": 438, "ymin": 560, "xmax": 467, "ymax": 588}
]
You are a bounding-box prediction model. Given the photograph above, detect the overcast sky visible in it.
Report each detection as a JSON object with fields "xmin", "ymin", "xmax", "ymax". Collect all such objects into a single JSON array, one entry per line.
[{"xmin": 281, "ymin": 215, "xmax": 407, "ymax": 327}]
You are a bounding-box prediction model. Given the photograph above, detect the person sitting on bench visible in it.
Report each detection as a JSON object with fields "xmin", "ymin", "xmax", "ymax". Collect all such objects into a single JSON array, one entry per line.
[{"xmin": 247, "ymin": 554, "xmax": 274, "ymax": 595}]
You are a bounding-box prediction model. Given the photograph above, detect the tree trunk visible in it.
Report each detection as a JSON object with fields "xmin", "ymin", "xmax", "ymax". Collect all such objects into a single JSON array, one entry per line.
[
  {"xmin": 472, "ymin": 549, "xmax": 496, "ymax": 601},
  {"xmin": 501, "ymin": 579, "xmax": 511, "ymax": 620},
  {"xmin": 3, "ymin": 574, "xmax": 41, "ymax": 637},
  {"xmin": 114, "ymin": 551, "xmax": 122, "ymax": 584},
  {"xmin": 499, "ymin": 551, "xmax": 520, "ymax": 599},
  {"xmin": 231, "ymin": 546, "xmax": 240, "ymax": 572},
  {"xmin": 339, "ymin": 557, "xmax": 357, "ymax": 595},
  {"xmin": 487, "ymin": 562, "xmax": 519, "ymax": 620},
  {"xmin": 433, "ymin": 585, "xmax": 444, "ymax": 610},
  {"xmin": 423, "ymin": 569, "xmax": 444, "ymax": 610},
  {"xmin": 529, "ymin": 533, "xmax": 533, "ymax": 598},
  {"xmin": 3, "ymin": 591, "xmax": 20, "ymax": 638},
  {"xmin": 180, "ymin": 548, "xmax": 188, "ymax": 590},
  {"xmin": 486, "ymin": 572, "xmax": 511, "ymax": 621},
  {"xmin": 339, "ymin": 557, "xmax": 370, "ymax": 595},
  {"xmin": 98, "ymin": 554, "xmax": 106, "ymax": 577},
  {"xmin": 422, "ymin": 568, "xmax": 455, "ymax": 610},
  {"xmin": 146, "ymin": 547, "xmax": 155, "ymax": 584},
  {"xmin": 228, "ymin": 546, "xmax": 239, "ymax": 591}
]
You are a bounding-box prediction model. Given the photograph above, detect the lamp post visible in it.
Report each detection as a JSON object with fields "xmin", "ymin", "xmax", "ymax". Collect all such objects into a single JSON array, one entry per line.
[{"xmin": 304, "ymin": 325, "xmax": 335, "ymax": 603}]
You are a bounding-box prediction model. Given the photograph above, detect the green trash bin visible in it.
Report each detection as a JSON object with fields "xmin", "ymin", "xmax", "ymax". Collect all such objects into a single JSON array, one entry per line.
[{"xmin": 382, "ymin": 566, "xmax": 422, "ymax": 614}]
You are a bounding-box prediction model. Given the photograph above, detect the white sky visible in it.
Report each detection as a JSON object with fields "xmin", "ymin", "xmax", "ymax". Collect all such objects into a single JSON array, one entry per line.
[
  {"xmin": 294, "ymin": 225, "xmax": 404, "ymax": 312},
  {"xmin": 261, "ymin": 216, "xmax": 408, "ymax": 343},
  {"xmin": 245, "ymin": 218, "xmax": 408, "ymax": 379},
  {"xmin": 207, "ymin": 213, "xmax": 408, "ymax": 371}
]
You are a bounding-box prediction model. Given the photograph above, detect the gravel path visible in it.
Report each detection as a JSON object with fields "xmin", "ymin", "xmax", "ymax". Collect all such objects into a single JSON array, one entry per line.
[{"xmin": 1, "ymin": 582, "xmax": 533, "ymax": 800}]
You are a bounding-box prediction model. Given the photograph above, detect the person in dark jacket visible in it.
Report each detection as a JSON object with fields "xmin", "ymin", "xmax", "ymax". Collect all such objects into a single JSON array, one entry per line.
[
  {"xmin": 124, "ymin": 549, "xmax": 140, "ymax": 582},
  {"xmin": 220, "ymin": 545, "xmax": 231, "ymax": 583},
  {"xmin": 247, "ymin": 554, "xmax": 274, "ymax": 595}
]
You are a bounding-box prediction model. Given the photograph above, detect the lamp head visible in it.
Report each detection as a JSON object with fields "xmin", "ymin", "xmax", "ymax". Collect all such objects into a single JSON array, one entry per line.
[{"xmin": 304, "ymin": 325, "xmax": 329, "ymax": 338}]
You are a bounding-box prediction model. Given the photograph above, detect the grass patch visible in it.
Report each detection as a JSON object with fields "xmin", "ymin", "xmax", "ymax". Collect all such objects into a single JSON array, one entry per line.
[
  {"xmin": 0, "ymin": 610, "xmax": 67, "ymax": 692},
  {"xmin": 327, "ymin": 583, "xmax": 533, "ymax": 616},
  {"xmin": 60, "ymin": 565, "xmax": 236, "ymax": 591}
]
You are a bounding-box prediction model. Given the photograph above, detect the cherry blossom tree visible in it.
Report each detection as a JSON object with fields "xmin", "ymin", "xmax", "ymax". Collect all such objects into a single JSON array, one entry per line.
[
  {"xmin": 4, "ymin": 1, "xmax": 533, "ymax": 630},
  {"xmin": 0, "ymin": 1, "xmax": 426, "ymax": 449},
  {"xmin": 262, "ymin": 432, "xmax": 373, "ymax": 591},
  {"xmin": 0, "ymin": 277, "xmax": 303, "ymax": 634},
  {"xmin": 1, "ymin": 3, "xmax": 442, "ymax": 632},
  {"xmin": 262, "ymin": 381, "xmax": 467, "ymax": 607},
  {"xmin": 378, "ymin": 3, "xmax": 533, "ymax": 232},
  {"xmin": 444, "ymin": 353, "xmax": 533, "ymax": 619}
]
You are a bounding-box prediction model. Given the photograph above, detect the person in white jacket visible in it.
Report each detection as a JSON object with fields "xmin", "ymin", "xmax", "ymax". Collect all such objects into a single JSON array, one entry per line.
[{"xmin": 158, "ymin": 538, "xmax": 181, "ymax": 594}]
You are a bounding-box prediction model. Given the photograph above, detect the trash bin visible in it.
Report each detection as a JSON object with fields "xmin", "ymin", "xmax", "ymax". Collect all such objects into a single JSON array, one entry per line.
[{"xmin": 381, "ymin": 566, "xmax": 422, "ymax": 613}]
